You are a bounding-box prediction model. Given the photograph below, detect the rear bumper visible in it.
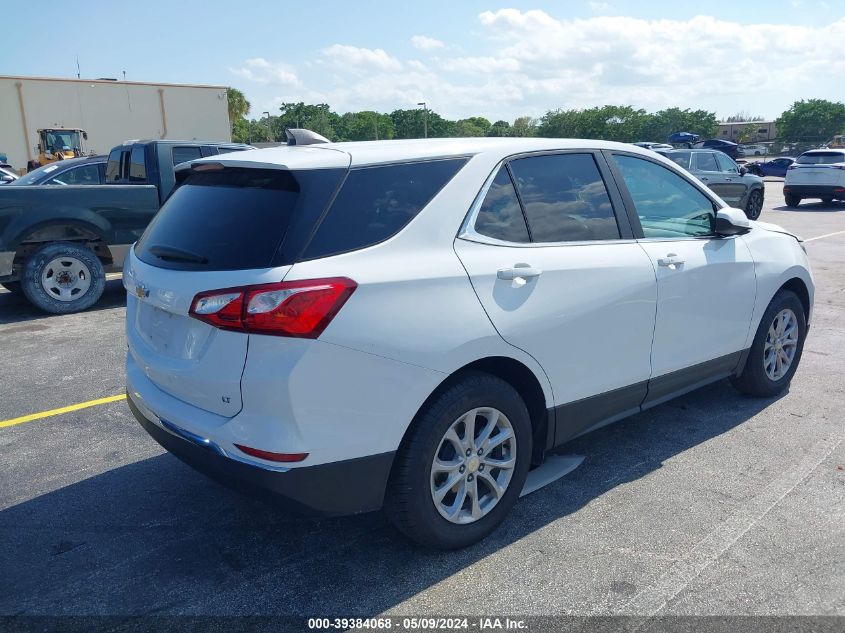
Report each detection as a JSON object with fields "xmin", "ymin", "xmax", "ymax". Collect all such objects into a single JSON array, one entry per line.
[
  {"xmin": 784, "ymin": 184, "xmax": 845, "ymax": 198},
  {"xmin": 127, "ymin": 391, "xmax": 395, "ymax": 517}
]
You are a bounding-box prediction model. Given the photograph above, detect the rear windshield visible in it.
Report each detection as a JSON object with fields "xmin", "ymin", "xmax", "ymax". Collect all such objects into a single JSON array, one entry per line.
[
  {"xmin": 135, "ymin": 167, "xmax": 344, "ymax": 271},
  {"xmin": 797, "ymin": 152, "xmax": 845, "ymax": 165}
]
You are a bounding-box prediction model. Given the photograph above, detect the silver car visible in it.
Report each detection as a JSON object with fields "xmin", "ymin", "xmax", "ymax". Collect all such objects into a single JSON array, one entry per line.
[{"xmin": 657, "ymin": 149, "xmax": 765, "ymax": 219}]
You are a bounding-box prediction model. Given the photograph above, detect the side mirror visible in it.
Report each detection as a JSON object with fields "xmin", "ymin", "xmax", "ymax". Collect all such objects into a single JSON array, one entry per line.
[
  {"xmin": 714, "ymin": 208, "xmax": 751, "ymax": 236},
  {"xmin": 739, "ymin": 166, "xmax": 747, "ymax": 176}
]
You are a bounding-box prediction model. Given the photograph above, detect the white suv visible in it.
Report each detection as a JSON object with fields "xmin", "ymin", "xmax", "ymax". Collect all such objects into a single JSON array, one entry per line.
[
  {"xmin": 124, "ymin": 136, "xmax": 813, "ymax": 549},
  {"xmin": 784, "ymin": 149, "xmax": 845, "ymax": 207}
]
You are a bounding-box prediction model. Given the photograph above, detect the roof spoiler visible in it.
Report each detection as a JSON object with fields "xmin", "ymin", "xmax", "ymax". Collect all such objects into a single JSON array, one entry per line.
[{"xmin": 285, "ymin": 128, "xmax": 330, "ymax": 146}]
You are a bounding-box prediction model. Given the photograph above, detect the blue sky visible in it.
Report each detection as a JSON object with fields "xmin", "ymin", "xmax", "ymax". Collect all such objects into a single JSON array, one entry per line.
[{"xmin": 4, "ymin": 1, "xmax": 843, "ymax": 122}]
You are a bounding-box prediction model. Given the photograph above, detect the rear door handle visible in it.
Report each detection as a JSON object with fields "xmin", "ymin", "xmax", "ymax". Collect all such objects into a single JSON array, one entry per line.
[
  {"xmin": 657, "ymin": 254, "xmax": 684, "ymax": 267},
  {"xmin": 497, "ymin": 265, "xmax": 542, "ymax": 281}
]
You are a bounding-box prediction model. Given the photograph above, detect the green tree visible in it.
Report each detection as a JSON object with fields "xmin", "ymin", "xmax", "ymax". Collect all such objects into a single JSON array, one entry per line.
[
  {"xmin": 511, "ymin": 116, "xmax": 538, "ymax": 137},
  {"xmin": 722, "ymin": 112, "xmax": 765, "ymax": 123},
  {"xmin": 487, "ymin": 120, "xmax": 511, "ymax": 137},
  {"xmin": 226, "ymin": 87, "xmax": 251, "ymax": 138},
  {"xmin": 776, "ymin": 99, "xmax": 845, "ymax": 143},
  {"xmin": 639, "ymin": 107, "xmax": 718, "ymax": 141},
  {"xmin": 278, "ymin": 102, "xmax": 340, "ymax": 140},
  {"xmin": 390, "ymin": 108, "xmax": 454, "ymax": 138},
  {"xmin": 336, "ymin": 111, "xmax": 396, "ymax": 141},
  {"xmin": 539, "ymin": 106, "xmax": 647, "ymax": 141}
]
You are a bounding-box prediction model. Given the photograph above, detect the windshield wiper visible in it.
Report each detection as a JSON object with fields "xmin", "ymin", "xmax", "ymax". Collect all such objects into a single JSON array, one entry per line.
[{"xmin": 147, "ymin": 244, "xmax": 208, "ymax": 264}]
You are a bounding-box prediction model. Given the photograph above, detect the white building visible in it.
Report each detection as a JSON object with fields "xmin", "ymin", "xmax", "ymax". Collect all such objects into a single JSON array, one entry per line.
[{"xmin": 0, "ymin": 75, "xmax": 231, "ymax": 169}]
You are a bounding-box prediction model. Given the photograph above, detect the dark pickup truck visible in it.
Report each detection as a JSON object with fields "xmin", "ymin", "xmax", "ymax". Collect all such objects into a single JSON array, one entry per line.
[{"xmin": 0, "ymin": 139, "xmax": 251, "ymax": 313}]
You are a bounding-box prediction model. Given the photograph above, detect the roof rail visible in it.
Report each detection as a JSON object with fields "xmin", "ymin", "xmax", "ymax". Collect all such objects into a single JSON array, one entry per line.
[{"xmin": 285, "ymin": 128, "xmax": 330, "ymax": 146}]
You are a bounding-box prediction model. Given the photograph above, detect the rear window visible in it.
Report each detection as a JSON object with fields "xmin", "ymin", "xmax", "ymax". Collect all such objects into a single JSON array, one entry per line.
[
  {"xmin": 135, "ymin": 167, "xmax": 344, "ymax": 271},
  {"xmin": 302, "ymin": 158, "xmax": 467, "ymax": 260},
  {"xmin": 172, "ymin": 146, "xmax": 203, "ymax": 166},
  {"xmin": 797, "ymin": 152, "xmax": 845, "ymax": 165}
]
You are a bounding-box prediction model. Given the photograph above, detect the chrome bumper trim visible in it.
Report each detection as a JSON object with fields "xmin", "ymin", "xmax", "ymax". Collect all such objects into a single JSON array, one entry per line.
[{"xmin": 128, "ymin": 390, "xmax": 291, "ymax": 473}]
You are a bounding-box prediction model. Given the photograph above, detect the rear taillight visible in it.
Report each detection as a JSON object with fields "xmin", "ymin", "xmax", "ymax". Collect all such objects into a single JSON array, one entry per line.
[
  {"xmin": 189, "ymin": 277, "xmax": 357, "ymax": 338},
  {"xmin": 788, "ymin": 165, "xmax": 798, "ymax": 170}
]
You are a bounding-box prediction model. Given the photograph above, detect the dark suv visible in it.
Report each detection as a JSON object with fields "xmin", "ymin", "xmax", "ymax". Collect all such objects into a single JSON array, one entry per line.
[
  {"xmin": 696, "ymin": 139, "xmax": 740, "ymax": 159},
  {"xmin": 657, "ymin": 149, "xmax": 765, "ymax": 219}
]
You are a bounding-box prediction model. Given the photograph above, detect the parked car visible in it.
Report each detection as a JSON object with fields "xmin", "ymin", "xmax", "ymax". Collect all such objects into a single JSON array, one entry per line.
[
  {"xmin": 746, "ymin": 157, "xmax": 795, "ymax": 178},
  {"xmin": 0, "ymin": 140, "xmax": 252, "ymax": 308},
  {"xmin": 632, "ymin": 142, "xmax": 674, "ymax": 151},
  {"xmin": 695, "ymin": 139, "xmax": 740, "ymax": 159},
  {"xmin": 739, "ymin": 144, "xmax": 767, "ymax": 157},
  {"xmin": 0, "ymin": 166, "xmax": 18, "ymax": 184},
  {"xmin": 656, "ymin": 148, "xmax": 765, "ymax": 219},
  {"xmin": 10, "ymin": 155, "xmax": 107, "ymax": 186},
  {"xmin": 783, "ymin": 149, "xmax": 845, "ymax": 207},
  {"xmin": 124, "ymin": 137, "xmax": 813, "ymax": 549}
]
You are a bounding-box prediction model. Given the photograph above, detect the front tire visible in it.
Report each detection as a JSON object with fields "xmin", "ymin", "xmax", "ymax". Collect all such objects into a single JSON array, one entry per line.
[
  {"xmin": 744, "ymin": 189, "xmax": 763, "ymax": 220},
  {"xmin": 386, "ymin": 372, "xmax": 532, "ymax": 549},
  {"xmin": 731, "ymin": 290, "xmax": 806, "ymax": 397},
  {"xmin": 0, "ymin": 281, "xmax": 23, "ymax": 295},
  {"xmin": 21, "ymin": 242, "xmax": 105, "ymax": 314},
  {"xmin": 785, "ymin": 193, "xmax": 801, "ymax": 208}
]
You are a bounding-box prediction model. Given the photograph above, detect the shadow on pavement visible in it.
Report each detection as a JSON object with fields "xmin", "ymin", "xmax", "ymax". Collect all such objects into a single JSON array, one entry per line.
[
  {"xmin": 771, "ymin": 200, "xmax": 845, "ymax": 213},
  {"xmin": 0, "ymin": 279, "xmax": 126, "ymax": 325},
  {"xmin": 0, "ymin": 380, "xmax": 781, "ymax": 616}
]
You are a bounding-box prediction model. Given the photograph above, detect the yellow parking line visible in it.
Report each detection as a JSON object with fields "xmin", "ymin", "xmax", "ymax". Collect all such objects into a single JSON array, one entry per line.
[{"xmin": 0, "ymin": 394, "xmax": 126, "ymax": 429}]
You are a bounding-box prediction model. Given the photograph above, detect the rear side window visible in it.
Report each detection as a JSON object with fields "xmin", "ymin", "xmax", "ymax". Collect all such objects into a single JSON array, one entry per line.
[
  {"xmin": 172, "ymin": 146, "xmax": 203, "ymax": 166},
  {"xmin": 47, "ymin": 164, "xmax": 101, "ymax": 185},
  {"xmin": 136, "ymin": 167, "xmax": 344, "ymax": 271},
  {"xmin": 694, "ymin": 152, "xmax": 719, "ymax": 172},
  {"xmin": 508, "ymin": 153, "xmax": 620, "ymax": 242},
  {"xmin": 474, "ymin": 168, "xmax": 530, "ymax": 243},
  {"xmin": 303, "ymin": 158, "xmax": 467, "ymax": 259},
  {"xmin": 797, "ymin": 152, "xmax": 845, "ymax": 165},
  {"xmin": 129, "ymin": 146, "xmax": 146, "ymax": 182},
  {"xmin": 105, "ymin": 149, "xmax": 126, "ymax": 182}
]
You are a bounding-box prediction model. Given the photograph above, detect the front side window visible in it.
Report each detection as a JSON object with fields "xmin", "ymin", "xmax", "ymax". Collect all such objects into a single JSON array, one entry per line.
[
  {"xmin": 303, "ymin": 158, "xmax": 467, "ymax": 260},
  {"xmin": 47, "ymin": 164, "xmax": 101, "ymax": 185},
  {"xmin": 612, "ymin": 154, "xmax": 716, "ymax": 238},
  {"xmin": 129, "ymin": 146, "xmax": 146, "ymax": 183},
  {"xmin": 473, "ymin": 167, "xmax": 530, "ymax": 243},
  {"xmin": 715, "ymin": 152, "xmax": 738, "ymax": 173},
  {"xmin": 508, "ymin": 153, "xmax": 620, "ymax": 242}
]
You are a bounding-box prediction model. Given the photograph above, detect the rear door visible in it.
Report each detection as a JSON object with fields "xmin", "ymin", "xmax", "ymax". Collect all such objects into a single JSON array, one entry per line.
[
  {"xmin": 455, "ymin": 151, "xmax": 657, "ymax": 442},
  {"xmin": 126, "ymin": 164, "xmax": 347, "ymax": 416}
]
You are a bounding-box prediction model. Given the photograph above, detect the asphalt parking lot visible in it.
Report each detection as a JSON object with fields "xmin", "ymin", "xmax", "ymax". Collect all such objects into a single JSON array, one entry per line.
[{"xmin": 1, "ymin": 181, "xmax": 843, "ymax": 625}]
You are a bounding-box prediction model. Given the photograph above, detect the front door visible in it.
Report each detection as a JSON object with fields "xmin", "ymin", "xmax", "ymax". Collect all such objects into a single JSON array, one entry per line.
[
  {"xmin": 609, "ymin": 153, "xmax": 756, "ymax": 405},
  {"xmin": 455, "ymin": 152, "xmax": 657, "ymax": 442}
]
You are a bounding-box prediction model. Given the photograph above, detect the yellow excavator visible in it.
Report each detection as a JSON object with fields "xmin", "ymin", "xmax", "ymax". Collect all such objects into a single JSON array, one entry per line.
[
  {"xmin": 27, "ymin": 127, "xmax": 89, "ymax": 171},
  {"xmin": 828, "ymin": 134, "xmax": 845, "ymax": 149}
]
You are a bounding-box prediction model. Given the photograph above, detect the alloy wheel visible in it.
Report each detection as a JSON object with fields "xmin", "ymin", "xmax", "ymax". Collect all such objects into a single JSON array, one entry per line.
[
  {"xmin": 764, "ymin": 308, "xmax": 799, "ymax": 381},
  {"xmin": 429, "ymin": 407, "xmax": 516, "ymax": 525}
]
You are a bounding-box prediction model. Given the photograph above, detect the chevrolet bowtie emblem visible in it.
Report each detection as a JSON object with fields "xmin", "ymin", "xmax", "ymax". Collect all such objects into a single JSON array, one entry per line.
[{"xmin": 135, "ymin": 284, "xmax": 150, "ymax": 298}]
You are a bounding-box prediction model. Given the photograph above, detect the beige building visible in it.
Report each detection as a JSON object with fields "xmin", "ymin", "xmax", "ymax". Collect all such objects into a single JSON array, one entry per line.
[
  {"xmin": 0, "ymin": 75, "xmax": 231, "ymax": 169},
  {"xmin": 717, "ymin": 120, "xmax": 777, "ymax": 143}
]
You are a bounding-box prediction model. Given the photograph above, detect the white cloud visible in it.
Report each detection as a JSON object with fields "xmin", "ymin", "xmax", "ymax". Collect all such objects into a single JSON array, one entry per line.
[
  {"xmin": 588, "ymin": 2, "xmax": 612, "ymax": 12},
  {"xmin": 237, "ymin": 11, "xmax": 845, "ymax": 123},
  {"xmin": 229, "ymin": 58, "xmax": 299, "ymax": 85},
  {"xmin": 322, "ymin": 44, "xmax": 402, "ymax": 71},
  {"xmin": 440, "ymin": 56, "xmax": 521, "ymax": 74},
  {"xmin": 411, "ymin": 35, "xmax": 445, "ymax": 51}
]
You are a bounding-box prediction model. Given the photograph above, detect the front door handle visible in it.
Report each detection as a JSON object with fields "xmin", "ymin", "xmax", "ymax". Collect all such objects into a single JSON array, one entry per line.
[
  {"xmin": 497, "ymin": 265, "xmax": 542, "ymax": 281},
  {"xmin": 657, "ymin": 253, "xmax": 685, "ymax": 267}
]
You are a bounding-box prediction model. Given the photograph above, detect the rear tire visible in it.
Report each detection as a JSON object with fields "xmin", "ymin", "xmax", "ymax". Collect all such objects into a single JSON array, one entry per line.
[
  {"xmin": 744, "ymin": 189, "xmax": 763, "ymax": 220},
  {"xmin": 0, "ymin": 281, "xmax": 22, "ymax": 295},
  {"xmin": 731, "ymin": 290, "xmax": 806, "ymax": 397},
  {"xmin": 21, "ymin": 242, "xmax": 105, "ymax": 314},
  {"xmin": 386, "ymin": 372, "xmax": 532, "ymax": 550},
  {"xmin": 785, "ymin": 194, "xmax": 801, "ymax": 208}
]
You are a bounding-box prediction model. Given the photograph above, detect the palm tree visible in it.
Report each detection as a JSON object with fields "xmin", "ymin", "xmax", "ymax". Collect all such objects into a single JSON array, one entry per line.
[{"xmin": 226, "ymin": 87, "xmax": 250, "ymax": 133}]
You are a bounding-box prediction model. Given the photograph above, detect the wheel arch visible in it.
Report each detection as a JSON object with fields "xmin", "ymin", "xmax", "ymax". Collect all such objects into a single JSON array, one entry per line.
[
  {"xmin": 402, "ymin": 356, "xmax": 553, "ymax": 468},
  {"xmin": 9, "ymin": 221, "xmax": 115, "ymax": 278},
  {"xmin": 779, "ymin": 277, "xmax": 811, "ymax": 325}
]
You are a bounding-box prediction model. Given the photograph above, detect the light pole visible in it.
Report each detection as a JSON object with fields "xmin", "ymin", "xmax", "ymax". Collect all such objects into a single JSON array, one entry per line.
[
  {"xmin": 262, "ymin": 111, "xmax": 271, "ymax": 141},
  {"xmin": 417, "ymin": 101, "xmax": 428, "ymax": 139}
]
